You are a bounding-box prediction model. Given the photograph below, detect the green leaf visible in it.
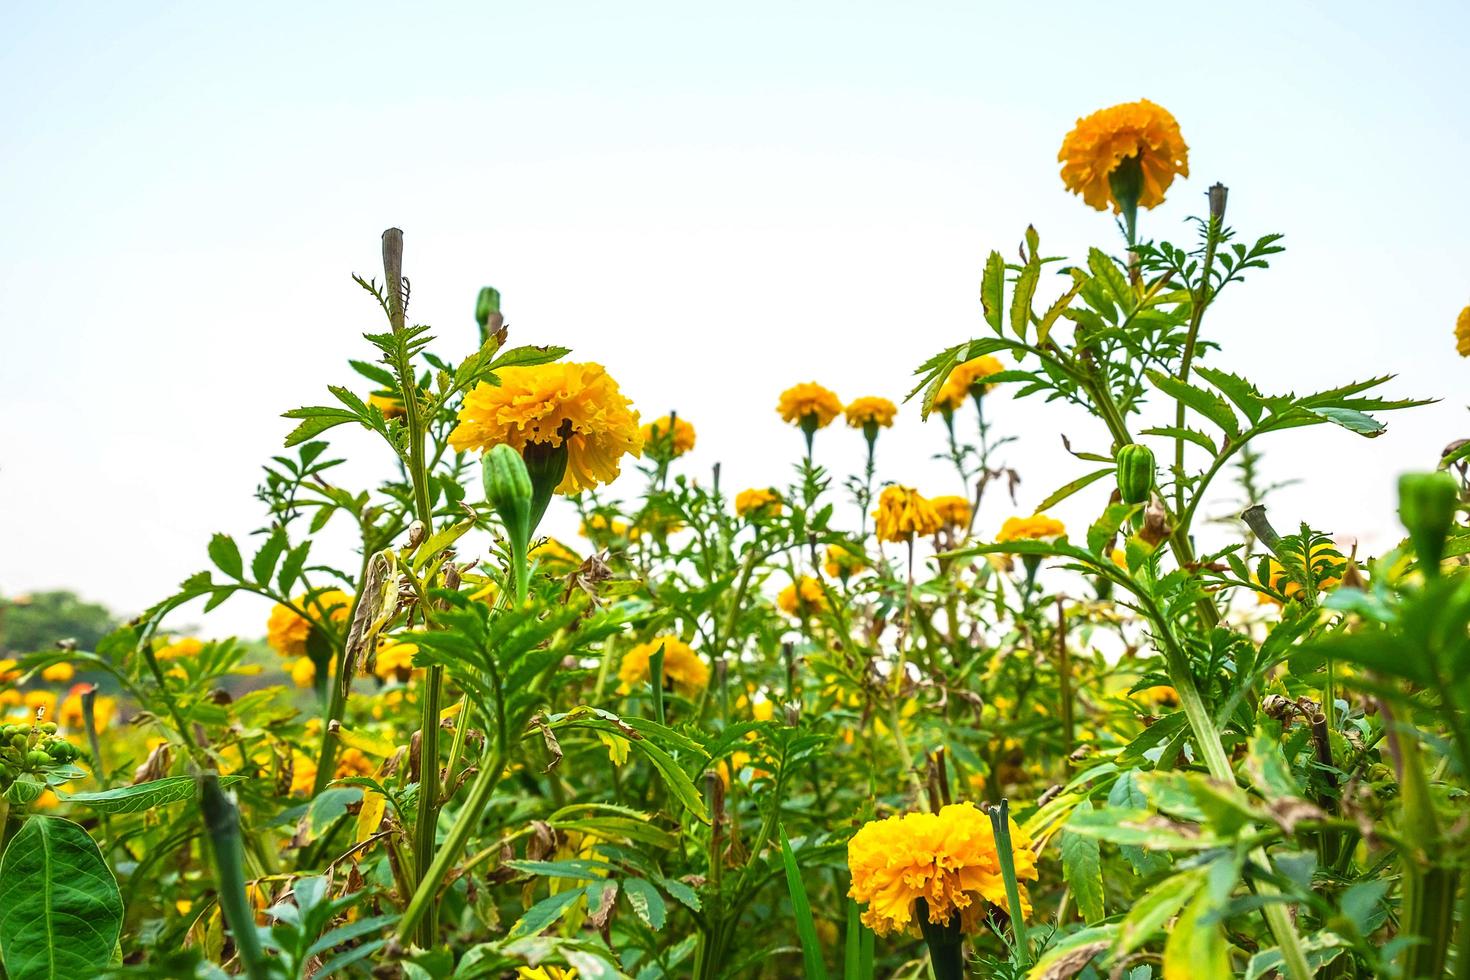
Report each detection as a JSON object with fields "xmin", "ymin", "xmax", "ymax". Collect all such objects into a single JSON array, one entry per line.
[
  {"xmin": 779, "ymin": 826, "xmax": 830, "ymax": 980},
  {"xmin": 1116, "ymin": 867, "xmax": 1207, "ymax": 956},
  {"xmin": 282, "ymin": 408, "xmax": 359, "ymax": 447},
  {"xmin": 1064, "ymin": 807, "xmax": 1216, "ymax": 850},
  {"xmin": 489, "ymin": 344, "xmax": 572, "ymax": 371},
  {"xmin": 1146, "ymin": 370, "xmax": 1240, "ymax": 438},
  {"xmin": 628, "ymin": 739, "xmax": 709, "ymax": 825},
  {"xmin": 1035, "ymin": 467, "xmax": 1113, "ymax": 515},
  {"xmin": 64, "ymin": 775, "xmax": 246, "ymax": 814},
  {"xmin": 0, "ymin": 816, "xmax": 124, "ymax": 980},
  {"xmin": 1086, "ymin": 247, "xmax": 1133, "ymax": 313},
  {"xmin": 1244, "ymin": 725, "xmax": 1303, "ymax": 798},
  {"xmin": 251, "ymin": 529, "xmax": 287, "ymax": 587},
  {"xmin": 1195, "ymin": 367, "xmax": 1265, "ymax": 424},
  {"xmin": 1138, "ymin": 426, "xmax": 1217, "ymax": 456},
  {"xmin": 622, "ymin": 878, "xmax": 666, "ymax": 931},
  {"xmin": 207, "ymin": 533, "xmax": 243, "ymax": 580},
  {"xmin": 1162, "ymin": 889, "xmax": 1232, "ymax": 979},
  {"xmin": 507, "ymin": 886, "xmax": 587, "ymax": 939},
  {"xmin": 1305, "ymin": 406, "xmax": 1386, "ymax": 437},
  {"xmin": 503, "ymin": 858, "xmax": 619, "ymax": 879},
  {"xmin": 980, "ymin": 252, "xmax": 1006, "ymax": 332},
  {"xmin": 1026, "ymin": 924, "xmax": 1114, "ymax": 980},
  {"xmin": 1061, "ymin": 801, "xmax": 1105, "ymax": 925},
  {"xmin": 1010, "ymin": 259, "xmax": 1040, "ymax": 340}
]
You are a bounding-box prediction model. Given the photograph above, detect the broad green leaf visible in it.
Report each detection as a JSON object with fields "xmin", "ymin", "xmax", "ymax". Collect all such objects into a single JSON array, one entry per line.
[
  {"xmin": 1162, "ymin": 889, "xmax": 1231, "ymax": 979},
  {"xmin": 1146, "ymin": 370, "xmax": 1241, "ymax": 438},
  {"xmin": 622, "ymin": 878, "xmax": 666, "ymax": 931},
  {"xmin": 980, "ymin": 251, "xmax": 1005, "ymax": 332},
  {"xmin": 1035, "ymin": 467, "xmax": 1113, "ymax": 515},
  {"xmin": 1061, "ymin": 801, "xmax": 1105, "ymax": 925},
  {"xmin": 64, "ymin": 775, "xmax": 247, "ymax": 814},
  {"xmin": 1245, "ymin": 725, "xmax": 1303, "ymax": 799},
  {"xmin": 1025, "ymin": 925, "xmax": 1114, "ymax": 980},
  {"xmin": 1064, "ymin": 807, "xmax": 1216, "ymax": 850},
  {"xmin": 0, "ymin": 816, "xmax": 124, "ymax": 980},
  {"xmin": 1138, "ymin": 425, "xmax": 1217, "ymax": 455},
  {"xmin": 1305, "ymin": 405, "xmax": 1385, "ymax": 437},
  {"xmin": 507, "ymin": 886, "xmax": 587, "ymax": 939},
  {"xmin": 1195, "ymin": 367, "xmax": 1265, "ymax": 424},
  {"xmin": 250, "ymin": 529, "xmax": 287, "ymax": 587},
  {"xmin": 489, "ymin": 344, "xmax": 572, "ymax": 371},
  {"xmin": 1115, "ymin": 867, "xmax": 1207, "ymax": 956},
  {"xmin": 504, "ymin": 858, "xmax": 618, "ymax": 879},
  {"xmin": 1011, "ymin": 258, "xmax": 1040, "ymax": 340},
  {"xmin": 778, "ymin": 826, "xmax": 829, "ymax": 980},
  {"xmin": 207, "ymin": 533, "xmax": 243, "ymax": 580}
]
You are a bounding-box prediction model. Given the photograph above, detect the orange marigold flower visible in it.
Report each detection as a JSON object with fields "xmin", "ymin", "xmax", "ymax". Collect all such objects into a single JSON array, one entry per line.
[
  {"xmin": 266, "ymin": 590, "xmax": 353, "ymax": 658},
  {"xmin": 847, "ymin": 802, "xmax": 1037, "ymax": 937},
  {"xmin": 448, "ymin": 362, "xmax": 643, "ymax": 495},
  {"xmin": 844, "ymin": 396, "xmax": 898, "ymax": 429},
  {"xmin": 735, "ymin": 488, "xmax": 783, "ymax": 518},
  {"xmin": 873, "ymin": 486, "xmax": 943, "ymax": 543},
  {"xmin": 641, "ymin": 415, "xmax": 696, "ymax": 457},
  {"xmin": 935, "ymin": 356, "xmax": 1004, "ymax": 413},
  {"xmin": 778, "ymin": 576, "xmax": 827, "ymax": 617},
  {"xmin": 618, "ymin": 636, "xmax": 709, "ymax": 697},
  {"xmin": 1058, "ymin": 99, "xmax": 1190, "ymax": 213},
  {"xmin": 1457, "ymin": 306, "xmax": 1470, "ymax": 357},
  {"xmin": 931, "ymin": 495, "xmax": 974, "ymax": 529},
  {"xmin": 997, "ymin": 514, "xmax": 1067, "ymax": 543},
  {"xmin": 777, "ymin": 383, "xmax": 843, "ymax": 430}
]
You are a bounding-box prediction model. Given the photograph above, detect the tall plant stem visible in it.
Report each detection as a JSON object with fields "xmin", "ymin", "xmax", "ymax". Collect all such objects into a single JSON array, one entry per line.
[{"xmin": 1172, "ymin": 192, "xmax": 1225, "ymax": 518}]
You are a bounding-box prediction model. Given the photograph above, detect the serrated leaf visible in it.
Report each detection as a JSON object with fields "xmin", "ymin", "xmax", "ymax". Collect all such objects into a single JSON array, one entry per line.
[
  {"xmin": 1061, "ymin": 800, "xmax": 1105, "ymax": 925},
  {"xmin": 1035, "ymin": 467, "xmax": 1113, "ymax": 514},
  {"xmin": 1011, "ymin": 259, "xmax": 1040, "ymax": 340},
  {"xmin": 1162, "ymin": 889, "xmax": 1231, "ymax": 979},
  {"xmin": 1305, "ymin": 406, "xmax": 1385, "ymax": 437},
  {"xmin": 0, "ymin": 816, "xmax": 123, "ymax": 980},
  {"xmin": 1116, "ymin": 867, "xmax": 1207, "ymax": 956},
  {"xmin": 980, "ymin": 252, "xmax": 1006, "ymax": 332},
  {"xmin": 623, "ymin": 878, "xmax": 666, "ymax": 931},
  {"xmin": 207, "ymin": 534, "xmax": 243, "ymax": 580},
  {"xmin": 64, "ymin": 775, "xmax": 247, "ymax": 813},
  {"xmin": 251, "ymin": 529, "xmax": 287, "ymax": 587},
  {"xmin": 1146, "ymin": 370, "xmax": 1240, "ymax": 437},
  {"xmin": 507, "ymin": 886, "xmax": 587, "ymax": 939}
]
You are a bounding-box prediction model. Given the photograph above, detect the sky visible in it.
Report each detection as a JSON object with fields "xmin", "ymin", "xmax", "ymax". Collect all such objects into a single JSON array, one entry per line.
[{"xmin": 2, "ymin": 1, "xmax": 1468, "ymax": 639}]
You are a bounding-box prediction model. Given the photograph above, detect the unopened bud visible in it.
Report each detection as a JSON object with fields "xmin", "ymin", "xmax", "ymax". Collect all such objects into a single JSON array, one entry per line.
[
  {"xmin": 1398, "ymin": 471, "xmax": 1460, "ymax": 574},
  {"xmin": 483, "ymin": 444, "xmax": 534, "ymax": 546},
  {"xmin": 1115, "ymin": 444, "xmax": 1156, "ymax": 505}
]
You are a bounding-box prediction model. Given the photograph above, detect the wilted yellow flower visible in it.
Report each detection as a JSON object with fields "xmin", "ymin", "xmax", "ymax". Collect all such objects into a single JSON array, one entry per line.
[
  {"xmin": 266, "ymin": 590, "xmax": 352, "ymax": 658},
  {"xmin": 873, "ymin": 486, "xmax": 943, "ymax": 543},
  {"xmin": 41, "ymin": 663, "xmax": 74, "ymax": 683},
  {"xmin": 931, "ymin": 495, "xmax": 973, "ymax": 529},
  {"xmin": 290, "ymin": 657, "xmax": 316, "ymax": 689},
  {"xmin": 997, "ymin": 514, "xmax": 1067, "ymax": 543},
  {"xmin": 448, "ymin": 362, "xmax": 643, "ymax": 495},
  {"xmin": 824, "ymin": 543, "xmax": 868, "ymax": 579},
  {"xmin": 641, "ymin": 415, "xmax": 696, "ymax": 457},
  {"xmin": 1258, "ymin": 543, "xmax": 1344, "ymax": 602},
  {"xmin": 847, "ymin": 802, "xmax": 1037, "ymax": 937},
  {"xmin": 735, "ymin": 488, "xmax": 783, "ymax": 518},
  {"xmin": 368, "ymin": 392, "xmax": 406, "ymax": 419},
  {"xmin": 580, "ymin": 514, "xmax": 641, "ymax": 541},
  {"xmin": 935, "ymin": 356, "xmax": 1004, "ymax": 414},
  {"xmin": 1059, "ymin": 100, "xmax": 1189, "ymax": 213},
  {"xmin": 844, "ymin": 396, "xmax": 898, "ymax": 429},
  {"xmin": 618, "ymin": 636, "xmax": 709, "ymax": 697},
  {"xmin": 1457, "ymin": 306, "xmax": 1470, "ymax": 357},
  {"xmin": 777, "ymin": 383, "xmax": 843, "ymax": 430},
  {"xmin": 373, "ymin": 638, "xmax": 418, "ymax": 682},
  {"xmin": 156, "ymin": 636, "xmax": 204, "ymax": 661},
  {"xmin": 778, "ymin": 576, "xmax": 827, "ymax": 617}
]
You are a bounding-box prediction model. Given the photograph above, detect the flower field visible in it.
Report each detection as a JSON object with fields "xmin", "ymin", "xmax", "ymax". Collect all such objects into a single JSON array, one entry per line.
[{"xmin": 3, "ymin": 101, "xmax": 1469, "ymax": 979}]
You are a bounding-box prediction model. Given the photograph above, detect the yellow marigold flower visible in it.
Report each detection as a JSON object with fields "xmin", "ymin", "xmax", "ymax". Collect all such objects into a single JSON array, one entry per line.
[
  {"xmin": 847, "ymin": 802, "xmax": 1037, "ymax": 937},
  {"xmin": 641, "ymin": 415, "xmax": 696, "ymax": 457},
  {"xmin": 618, "ymin": 636, "xmax": 709, "ymax": 697},
  {"xmin": 289, "ymin": 657, "xmax": 316, "ymax": 688},
  {"xmin": 59, "ymin": 685, "xmax": 115, "ymax": 732},
  {"xmin": 23, "ymin": 689, "xmax": 57, "ymax": 722},
  {"xmin": 530, "ymin": 537, "xmax": 581, "ymax": 569},
  {"xmin": 156, "ymin": 636, "xmax": 204, "ymax": 661},
  {"xmin": 518, "ymin": 967, "xmax": 578, "ymax": 980},
  {"xmin": 1134, "ymin": 685, "xmax": 1179, "ymax": 708},
  {"xmin": 777, "ymin": 382, "xmax": 843, "ymax": 429},
  {"xmin": 0, "ymin": 658, "xmax": 17, "ymax": 684},
  {"xmin": 873, "ymin": 486, "xmax": 943, "ymax": 543},
  {"xmin": 448, "ymin": 362, "xmax": 643, "ymax": 495},
  {"xmin": 778, "ymin": 576, "xmax": 827, "ymax": 617},
  {"xmin": 266, "ymin": 590, "xmax": 352, "ymax": 658},
  {"xmin": 1058, "ymin": 99, "xmax": 1190, "ymax": 213},
  {"xmin": 580, "ymin": 514, "xmax": 641, "ymax": 541},
  {"xmin": 1457, "ymin": 306, "xmax": 1470, "ymax": 357},
  {"xmin": 934, "ymin": 356, "xmax": 1004, "ymax": 413},
  {"xmin": 844, "ymin": 396, "xmax": 898, "ymax": 429},
  {"xmin": 735, "ymin": 488, "xmax": 783, "ymax": 518},
  {"xmin": 373, "ymin": 638, "xmax": 418, "ymax": 682},
  {"xmin": 1257, "ymin": 543, "xmax": 1344, "ymax": 602},
  {"xmin": 931, "ymin": 495, "xmax": 973, "ymax": 529},
  {"xmin": 824, "ymin": 543, "xmax": 868, "ymax": 579},
  {"xmin": 42, "ymin": 663, "xmax": 74, "ymax": 683},
  {"xmin": 997, "ymin": 514, "xmax": 1067, "ymax": 543},
  {"xmin": 368, "ymin": 392, "xmax": 406, "ymax": 419}
]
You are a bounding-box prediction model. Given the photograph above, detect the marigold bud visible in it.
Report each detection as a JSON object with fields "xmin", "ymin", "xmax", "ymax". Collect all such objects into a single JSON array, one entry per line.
[
  {"xmin": 483, "ymin": 444, "xmax": 534, "ymax": 548},
  {"xmin": 1115, "ymin": 444, "xmax": 1156, "ymax": 505},
  {"xmin": 1398, "ymin": 471, "xmax": 1460, "ymax": 574}
]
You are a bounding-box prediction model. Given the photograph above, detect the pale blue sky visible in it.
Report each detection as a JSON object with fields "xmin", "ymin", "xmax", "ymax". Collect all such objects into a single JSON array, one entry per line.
[{"xmin": 3, "ymin": 2, "xmax": 1467, "ymax": 636}]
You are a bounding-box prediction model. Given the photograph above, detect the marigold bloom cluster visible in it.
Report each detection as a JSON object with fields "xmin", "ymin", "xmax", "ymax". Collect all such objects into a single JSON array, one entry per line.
[
  {"xmin": 777, "ymin": 383, "xmax": 843, "ymax": 429},
  {"xmin": 618, "ymin": 636, "xmax": 709, "ymax": 696},
  {"xmin": 641, "ymin": 415, "xmax": 696, "ymax": 457},
  {"xmin": 931, "ymin": 495, "xmax": 974, "ymax": 529},
  {"xmin": 1058, "ymin": 100, "xmax": 1189, "ymax": 213},
  {"xmin": 847, "ymin": 802, "xmax": 1037, "ymax": 937},
  {"xmin": 996, "ymin": 514, "xmax": 1067, "ymax": 543},
  {"xmin": 935, "ymin": 356, "xmax": 1004, "ymax": 413},
  {"xmin": 266, "ymin": 590, "xmax": 353, "ymax": 658},
  {"xmin": 844, "ymin": 396, "xmax": 898, "ymax": 429},
  {"xmin": 735, "ymin": 488, "xmax": 783, "ymax": 518},
  {"xmin": 873, "ymin": 486, "xmax": 943, "ymax": 543},
  {"xmin": 155, "ymin": 636, "xmax": 204, "ymax": 661},
  {"xmin": 448, "ymin": 362, "xmax": 643, "ymax": 495},
  {"xmin": 778, "ymin": 576, "xmax": 827, "ymax": 617}
]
